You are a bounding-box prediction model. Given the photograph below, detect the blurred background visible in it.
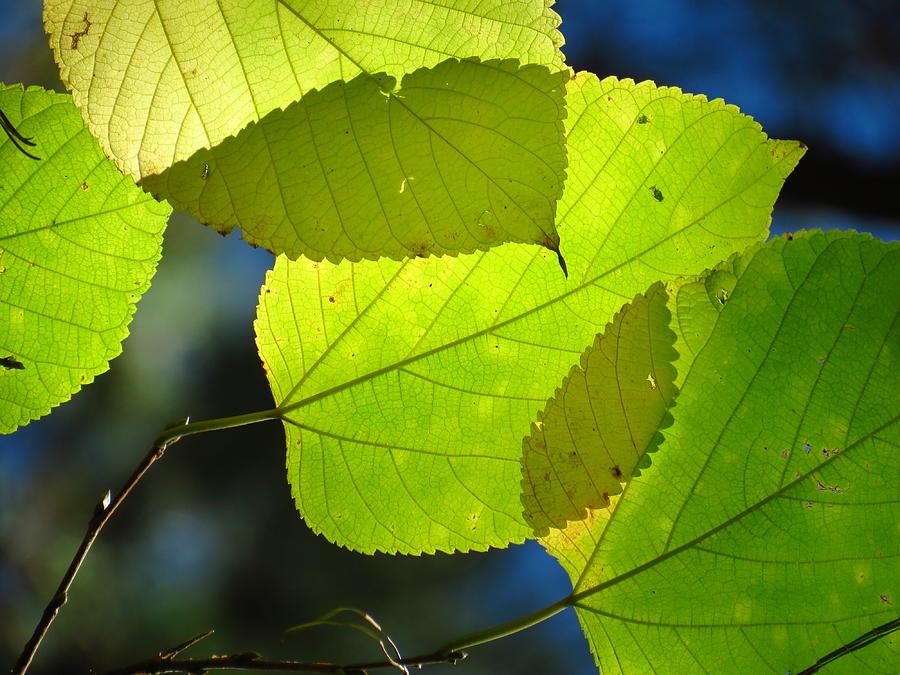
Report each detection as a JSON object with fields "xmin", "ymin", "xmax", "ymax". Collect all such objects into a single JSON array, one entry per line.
[{"xmin": 1, "ymin": 1, "xmax": 898, "ymax": 673}]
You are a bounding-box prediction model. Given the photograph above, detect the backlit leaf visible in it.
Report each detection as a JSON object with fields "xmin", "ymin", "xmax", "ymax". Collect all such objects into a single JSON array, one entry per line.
[
  {"xmin": 521, "ymin": 283, "xmax": 677, "ymax": 535},
  {"xmin": 540, "ymin": 231, "xmax": 900, "ymax": 673},
  {"xmin": 254, "ymin": 75, "xmax": 804, "ymax": 554},
  {"xmin": 0, "ymin": 85, "xmax": 169, "ymax": 433},
  {"xmin": 140, "ymin": 59, "xmax": 568, "ymax": 261},
  {"xmin": 45, "ymin": 0, "xmax": 564, "ymax": 178}
]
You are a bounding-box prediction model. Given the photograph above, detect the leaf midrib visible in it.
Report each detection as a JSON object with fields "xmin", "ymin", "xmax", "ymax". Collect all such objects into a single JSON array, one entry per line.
[
  {"xmin": 273, "ymin": 2, "xmax": 562, "ymax": 241},
  {"xmin": 567, "ymin": 413, "xmax": 900, "ymax": 609},
  {"xmin": 277, "ymin": 141, "xmax": 792, "ymax": 415},
  {"xmin": 569, "ymin": 240, "xmax": 899, "ymax": 598}
]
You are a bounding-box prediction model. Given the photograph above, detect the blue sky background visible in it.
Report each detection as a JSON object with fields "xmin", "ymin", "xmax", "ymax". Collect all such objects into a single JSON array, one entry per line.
[{"xmin": 1, "ymin": 2, "xmax": 897, "ymax": 673}]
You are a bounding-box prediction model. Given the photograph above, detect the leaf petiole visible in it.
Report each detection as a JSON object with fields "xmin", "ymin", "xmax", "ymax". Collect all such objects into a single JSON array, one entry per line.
[
  {"xmin": 153, "ymin": 407, "xmax": 285, "ymax": 448},
  {"xmin": 437, "ymin": 595, "xmax": 573, "ymax": 655}
]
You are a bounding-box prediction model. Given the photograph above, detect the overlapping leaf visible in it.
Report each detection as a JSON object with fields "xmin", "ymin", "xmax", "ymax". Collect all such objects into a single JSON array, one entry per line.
[
  {"xmin": 45, "ymin": 0, "xmax": 566, "ymax": 260},
  {"xmin": 45, "ymin": 0, "xmax": 564, "ymax": 178},
  {"xmin": 521, "ymin": 283, "xmax": 677, "ymax": 534},
  {"xmin": 254, "ymin": 75, "xmax": 804, "ymax": 554},
  {"xmin": 140, "ymin": 59, "xmax": 568, "ymax": 261},
  {"xmin": 0, "ymin": 85, "xmax": 169, "ymax": 433},
  {"xmin": 537, "ymin": 231, "xmax": 899, "ymax": 673}
]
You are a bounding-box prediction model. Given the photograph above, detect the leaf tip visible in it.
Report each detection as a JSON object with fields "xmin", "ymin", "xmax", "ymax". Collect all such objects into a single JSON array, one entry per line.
[{"xmin": 540, "ymin": 237, "xmax": 568, "ymax": 278}]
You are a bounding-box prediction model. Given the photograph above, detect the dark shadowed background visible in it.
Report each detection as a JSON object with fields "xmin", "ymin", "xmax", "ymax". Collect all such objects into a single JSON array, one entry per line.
[{"xmin": 2, "ymin": 2, "xmax": 898, "ymax": 673}]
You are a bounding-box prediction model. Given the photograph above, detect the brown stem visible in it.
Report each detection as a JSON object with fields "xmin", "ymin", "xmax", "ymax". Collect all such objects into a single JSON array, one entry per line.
[
  {"xmin": 100, "ymin": 646, "xmax": 468, "ymax": 675},
  {"xmin": 12, "ymin": 439, "xmax": 174, "ymax": 674}
]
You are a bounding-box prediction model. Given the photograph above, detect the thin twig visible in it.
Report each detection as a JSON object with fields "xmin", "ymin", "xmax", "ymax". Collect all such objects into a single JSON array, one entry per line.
[
  {"xmin": 159, "ymin": 630, "xmax": 216, "ymax": 660},
  {"xmin": 12, "ymin": 409, "xmax": 282, "ymax": 674},
  {"xmin": 100, "ymin": 647, "xmax": 468, "ymax": 675},
  {"xmin": 12, "ymin": 439, "xmax": 176, "ymax": 674}
]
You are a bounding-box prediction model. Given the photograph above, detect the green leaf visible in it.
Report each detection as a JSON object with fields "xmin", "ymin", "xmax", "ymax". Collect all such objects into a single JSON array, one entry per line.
[
  {"xmin": 521, "ymin": 283, "xmax": 677, "ymax": 535},
  {"xmin": 539, "ymin": 231, "xmax": 900, "ymax": 673},
  {"xmin": 44, "ymin": 0, "xmax": 564, "ymax": 178},
  {"xmin": 254, "ymin": 75, "xmax": 804, "ymax": 554},
  {"xmin": 140, "ymin": 59, "xmax": 568, "ymax": 261},
  {"xmin": 0, "ymin": 84, "xmax": 169, "ymax": 433}
]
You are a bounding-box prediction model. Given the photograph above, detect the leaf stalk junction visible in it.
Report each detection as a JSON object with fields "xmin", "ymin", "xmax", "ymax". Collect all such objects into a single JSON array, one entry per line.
[{"xmin": 15, "ymin": 407, "xmax": 893, "ymax": 675}]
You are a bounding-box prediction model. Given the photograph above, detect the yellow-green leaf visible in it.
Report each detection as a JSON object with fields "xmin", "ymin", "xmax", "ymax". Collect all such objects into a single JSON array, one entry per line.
[
  {"xmin": 541, "ymin": 231, "xmax": 900, "ymax": 673},
  {"xmin": 0, "ymin": 84, "xmax": 169, "ymax": 433},
  {"xmin": 140, "ymin": 59, "xmax": 568, "ymax": 261},
  {"xmin": 45, "ymin": 0, "xmax": 564, "ymax": 178},
  {"xmin": 254, "ymin": 76, "xmax": 803, "ymax": 554},
  {"xmin": 521, "ymin": 283, "xmax": 677, "ymax": 535}
]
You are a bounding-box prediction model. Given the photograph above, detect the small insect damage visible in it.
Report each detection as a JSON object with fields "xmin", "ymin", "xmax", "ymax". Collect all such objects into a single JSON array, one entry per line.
[{"xmin": 70, "ymin": 13, "xmax": 92, "ymax": 50}]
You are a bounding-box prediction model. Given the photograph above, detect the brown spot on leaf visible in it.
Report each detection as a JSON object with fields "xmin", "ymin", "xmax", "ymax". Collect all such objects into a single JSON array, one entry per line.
[
  {"xmin": 408, "ymin": 240, "xmax": 433, "ymax": 257},
  {"xmin": 610, "ymin": 466, "xmax": 623, "ymax": 480},
  {"xmin": 70, "ymin": 13, "xmax": 91, "ymax": 50}
]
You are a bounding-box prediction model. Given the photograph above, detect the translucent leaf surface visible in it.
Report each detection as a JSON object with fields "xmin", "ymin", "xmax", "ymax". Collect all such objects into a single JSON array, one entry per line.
[
  {"xmin": 254, "ymin": 75, "xmax": 804, "ymax": 554},
  {"xmin": 140, "ymin": 59, "xmax": 568, "ymax": 261},
  {"xmin": 540, "ymin": 231, "xmax": 900, "ymax": 673},
  {"xmin": 0, "ymin": 85, "xmax": 169, "ymax": 433},
  {"xmin": 521, "ymin": 283, "xmax": 677, "ymax": 535},
  {"xmin": 45, "ymin": 0, "xmax": 564, "ymax": 178}
]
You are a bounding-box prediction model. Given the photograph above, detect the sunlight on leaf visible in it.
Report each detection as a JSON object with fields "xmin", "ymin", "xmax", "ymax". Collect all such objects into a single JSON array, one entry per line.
[
  {"xmin": 521, "ymin": 283, "xmax": 677, "ymax": 534},
  {"xmin": 0, "ymin": 85, "xmax": 169, "ymax": 433},
  {"xmin": 44, "ymin": 0, "xmax": 564, "ymax": 178},
  {"xmin": 540, "ymin": 231, "xmax": 900, "ymax": 673},
  {"xmin": 141, "ymin": 59, "xmax": 568, "ymax": 261},
  {"xmin": 254, "ymin": 76, "xmax": 804, "ymax": 554}
]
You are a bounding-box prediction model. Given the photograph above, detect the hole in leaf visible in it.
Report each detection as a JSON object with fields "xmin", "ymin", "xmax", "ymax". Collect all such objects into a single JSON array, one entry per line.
[{"xmin": 814, "ymin": 477, "xmax": 845, "ymax": 493}]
